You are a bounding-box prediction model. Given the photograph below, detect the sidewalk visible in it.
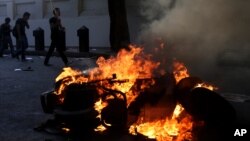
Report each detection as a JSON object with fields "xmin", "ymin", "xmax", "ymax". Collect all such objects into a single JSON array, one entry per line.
[
  {"xmin": 3, "ymin": 46, "xmax": 115, "ymax": 59},
  {"xmin": 26, "ymin": 47, "xmax": 115, "ymax": 58}
]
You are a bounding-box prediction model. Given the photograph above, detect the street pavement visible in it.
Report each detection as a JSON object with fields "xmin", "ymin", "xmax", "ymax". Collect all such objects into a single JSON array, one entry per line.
[
  {"xmin": 0, "ymin": 49, "xmax": 250, "ymax": 141},
  {"xmin": 0, "ymin": 54, "xmax": 98, "ymax": 141}
]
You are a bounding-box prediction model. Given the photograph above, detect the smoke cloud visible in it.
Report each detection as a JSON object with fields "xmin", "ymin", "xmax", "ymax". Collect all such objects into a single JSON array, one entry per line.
[{"xmin": 138, "ymin": 0, "xmax": 250, "ymax": 76}]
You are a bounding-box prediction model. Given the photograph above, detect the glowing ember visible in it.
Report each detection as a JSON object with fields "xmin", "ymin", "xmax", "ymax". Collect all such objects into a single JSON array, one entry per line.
[
  {"xmin": 172, "ymin": 104, "xmax": 184, "ymax": 120},
  {"xmin": 194, "ymin": 83, "xmax": 218, "ymax": 91},
  {"xmin": 61, "ymin": 127, "xmax": 70, "ymax": 133},
  {"xmin": 129, "ymin": 104, "xmax": 193, "ymax": 141},
  {"xmin": 172, "ymin": 60, "xmax": 190, "ymax": 84},
  {"xmin": 94, "ymin": 125, "xmax": 107, "ymax": 132}
]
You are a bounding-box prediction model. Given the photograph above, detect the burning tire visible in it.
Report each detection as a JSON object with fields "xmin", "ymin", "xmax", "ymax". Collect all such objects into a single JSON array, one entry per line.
[
  {"xmin": 186, "ymin": 87, "xmax": 236, "ymax": 125},
  {"xmin": 175, "ymin": 77, "xmax": 236, "ymax": 126},
  {"xmin": 40, "ymin": 83, "xmax": 101, "ymax": 133},
  {"xmin": 100, "ymin": 90, "xmax": 128, "ymax": 130}
]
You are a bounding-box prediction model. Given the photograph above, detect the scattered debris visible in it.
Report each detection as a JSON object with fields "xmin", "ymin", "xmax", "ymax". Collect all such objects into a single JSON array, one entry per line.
[
  {"xmin": 26, "ymin": 57, "xmax": 34, "ymax": 62},
  {"xmin": 14, "ymin": 66, "xmax": 34, "ymax": 71}
]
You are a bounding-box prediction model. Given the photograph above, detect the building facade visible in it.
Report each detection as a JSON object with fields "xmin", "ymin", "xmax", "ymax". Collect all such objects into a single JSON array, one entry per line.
[{"xmin": 0, "ymin": 0, "xmax": 143, "ymax": 48}]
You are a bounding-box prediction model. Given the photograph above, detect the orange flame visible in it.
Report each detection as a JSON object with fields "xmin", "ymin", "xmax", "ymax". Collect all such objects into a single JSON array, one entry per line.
[
  {"xmin": 173, "ymin": 60, "xmax": 217, "ymax": 91},
  {"xmin": 61, "ymin": 127, "xmax": 70, "ymax": 133},
  {"xmin": 90, "ymin": 45, "xmax": 160, "ymax": 106},
  {"xmin": 55, "ymin": 45, "xmax": 161, "ymax": 132},
  {"xmin": 54, "ymin": 46, "xmax": 212, "ymax": 137},
  {"xmin": 172, "ymin": 104, "xmax": 185, "ymax": 120},
  {"xmin": 55, "ymin": 45, "xmax": 160, "ymax": 105},
  {"xmin": 172, "ymin": 60, "xmax": 190, "ymax": 84},
  {"xmin": 55, "ymin": 67, "xmax": 88, "ymax": 95},
  {"xmin": 94, "ymin": 99, "xmax": 108, "ymax": 119},
  {"xmin": 94, "ymin": 124, "xmax": 107, "ymax": 132},
  {"xmin": 129, "ymin": 60, "xmax": 216, "ymax": 140},
  {"xmin": 129, "ymin": 104, "xmax": 193, "ymax": 141},
  {"xmin": 194, "ymin": 83, "xmax": 218, "ymax": 91}
]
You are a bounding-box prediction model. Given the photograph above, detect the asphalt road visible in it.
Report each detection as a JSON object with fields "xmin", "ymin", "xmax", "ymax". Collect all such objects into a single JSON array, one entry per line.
[
  {"xmin": 0, "ymin": 52, "xmax": 250, "ymax": 141},
  {"xmin": 0, "ymin": 55, "xmax": 97, "ymax": 141}
]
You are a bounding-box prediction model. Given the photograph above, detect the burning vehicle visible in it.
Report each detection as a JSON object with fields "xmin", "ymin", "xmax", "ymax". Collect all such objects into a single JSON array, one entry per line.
[{"xmin": 38, "ymin": 45, "xmax": 236, "ymax": 141}]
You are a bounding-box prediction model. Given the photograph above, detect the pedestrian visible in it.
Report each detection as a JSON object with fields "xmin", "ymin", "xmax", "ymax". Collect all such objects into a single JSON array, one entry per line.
[
  {"xmin": 0, "ymin": 17, "xmax": 15, "ymax": 57},
  {"xmin": 13, "ymin": 12, "xmax": 31, "ymax": 61},
  {"xmin": 44, "ymin": 7, "xmax": 68, "ymax": 66}
]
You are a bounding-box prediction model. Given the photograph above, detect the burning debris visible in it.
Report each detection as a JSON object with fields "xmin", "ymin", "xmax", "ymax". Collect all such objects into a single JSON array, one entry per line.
[
  {"xmin": 173, "ymin": 61, "xmax": 236, "ymax": 127},
  {"xmin": 38, "ymin": 45, "xmax": 236, "ymax": 141},
  {"xmin": 129, "ymin": 104, "xmax": 193, "ymax": 141}
]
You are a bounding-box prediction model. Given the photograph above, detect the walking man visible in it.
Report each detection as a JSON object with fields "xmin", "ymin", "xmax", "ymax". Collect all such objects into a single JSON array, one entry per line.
[
  {"xmin": 13, "ymin": 12, "xmax": 30, "ymax": 61},
  {"xmin": 0, "ymin": 17, "xmax": 15, "ymax": 57},
  {"xmin": 44, "ymin": 7, "xmax": 68, "ymax": 66}
]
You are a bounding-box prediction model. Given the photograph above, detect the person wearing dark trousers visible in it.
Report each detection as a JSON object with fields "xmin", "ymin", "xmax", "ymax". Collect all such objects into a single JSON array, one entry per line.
[
  {"xmin": 44, "ymin": 8, "xmax": 68, "ymax": 66},
  {"xmin": 0, "ymin": 17, "xmax": 15, "ymax": 57},
  {"xmin": 13, "ymin": 12, "xmax": 30, "ymax": 61}
]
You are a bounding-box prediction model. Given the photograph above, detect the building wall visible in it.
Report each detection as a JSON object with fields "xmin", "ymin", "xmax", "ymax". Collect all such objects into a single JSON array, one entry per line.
[{"xmin": 0, "ymin": 0, "xmax": 144, "ymax": 48}]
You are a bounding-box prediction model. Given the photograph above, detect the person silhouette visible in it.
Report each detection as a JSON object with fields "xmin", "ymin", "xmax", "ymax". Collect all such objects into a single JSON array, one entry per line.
[
  {"xmin": 12, "ymin": 12, "xmax": 31, "ymax": 61},
  {"xmin": 44, "ymin": 7, "xmax": 68, "ymax": 66},
  {"xmin": 0, "ymin": 17, "xmax": 15, "ymax": 57}
]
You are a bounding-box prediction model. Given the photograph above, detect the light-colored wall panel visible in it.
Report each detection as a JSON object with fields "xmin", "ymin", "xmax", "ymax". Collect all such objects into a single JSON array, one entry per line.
[
  {"xmin": 15, "ymin": 2, "xmax": 36, "ymax": 19},
  {"xmin": 44, "ymin": 0, "xmax": 76, "ymax": 18},
  {"xmin": 26, "ymin": 15, "xmax": 110, "ymax": 48},
  {"xmin": 0, "ymin": 4, "xmax": 7, "ymax": 17},
  {"xmin": 80, "ymin": 0, "xmax": 108, "ymax": 16}
]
